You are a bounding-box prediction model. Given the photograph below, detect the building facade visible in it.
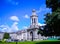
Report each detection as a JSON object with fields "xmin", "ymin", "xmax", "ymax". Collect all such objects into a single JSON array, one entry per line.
[
  {"xmin": 13, "ymin": 9, "xmax": 47, "ymax": 41},
  {"xmin": 0, "ymin": 9, "xmax": 47, "ymax": 41},
  {"xmin": 0, "ymin": 32, "xmax": 4, "ymax": 40},
  {"xmin": 27, "ymin": 9, "xmax": 39, "ymax": 41}
]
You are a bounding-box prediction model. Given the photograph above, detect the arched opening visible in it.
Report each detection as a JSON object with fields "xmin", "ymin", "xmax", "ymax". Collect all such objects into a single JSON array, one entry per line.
[{"xmin": 30, "ymin": 30, "xmax": 33, "ymax": 41}]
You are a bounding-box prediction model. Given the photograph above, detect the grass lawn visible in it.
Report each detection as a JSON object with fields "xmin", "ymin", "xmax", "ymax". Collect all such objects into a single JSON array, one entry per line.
[{"xmin": 0, "ymin": 40, "xmax": 60, "ymax": 44}]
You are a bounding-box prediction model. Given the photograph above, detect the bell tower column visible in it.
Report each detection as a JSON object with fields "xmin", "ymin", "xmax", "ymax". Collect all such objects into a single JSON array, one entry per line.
[{"xmin": 30, "ymin": 9, "xmax": 38, "ymax": 26}]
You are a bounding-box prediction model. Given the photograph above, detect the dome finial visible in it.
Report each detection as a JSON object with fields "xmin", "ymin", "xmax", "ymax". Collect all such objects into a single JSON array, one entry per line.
[
  {"xmin": 32, "ymin": 9, "xmax": 36, "ymax": 12},
  {"xmin": 32, "ymin": 9, "xmax": 36, "ymax": 15}
]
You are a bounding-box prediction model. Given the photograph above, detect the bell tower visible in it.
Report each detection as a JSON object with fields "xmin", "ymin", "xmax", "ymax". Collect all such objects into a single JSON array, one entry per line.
[{"xmin": 30, "ymin": 9, "xmax": 38, "ymax": 28}]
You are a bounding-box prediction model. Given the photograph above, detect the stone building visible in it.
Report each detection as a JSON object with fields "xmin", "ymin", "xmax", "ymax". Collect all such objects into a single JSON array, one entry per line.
[
  {"xmin": 27, "ymin": 9, "xmax": 40, "ymax": 41},
  {"xmin": 0, "ymin": 32, "xmax": 4, "ymax": 40},
  {"xmin": 15, "ymin": 9, "xmax": 47, "ymax": 41},
  {"xmin": 0, "ymin": 9, "xmax": 47, "ymax": 41}
]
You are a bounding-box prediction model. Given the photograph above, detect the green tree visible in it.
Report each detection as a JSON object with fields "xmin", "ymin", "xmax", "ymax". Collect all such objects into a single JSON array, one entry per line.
[
  {"xmin": 37, "ymin": 28, "xmax": 43, "ymax": 36},
  {"xmin": 3, "ymin": 33, "xmax": 10, "ymax": 39},
  {"xmin": 43, "ymin": 0, "xmax": 60, "ymax": 36},
  {"xmin": 46, "ymin": 0, "xmax": 60, "ymax": 12}
]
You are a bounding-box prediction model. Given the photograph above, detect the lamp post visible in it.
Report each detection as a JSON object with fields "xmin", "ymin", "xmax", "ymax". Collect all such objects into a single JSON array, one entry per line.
[{"xmin": 16, "ymin": 42, "xmax": 17, "ymax": 44}]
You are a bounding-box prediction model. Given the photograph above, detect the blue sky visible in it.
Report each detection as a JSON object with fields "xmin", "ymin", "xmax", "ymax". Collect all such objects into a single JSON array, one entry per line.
[{"xmin": 0, "ymin": 0, "xmax": 51, "ymax": 32}]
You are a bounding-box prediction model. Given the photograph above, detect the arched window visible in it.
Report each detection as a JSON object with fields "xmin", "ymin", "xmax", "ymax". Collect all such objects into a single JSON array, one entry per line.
[
  {"xmin": 34, "ymin": 18, "xmax": 36, "ymax": 23},
  {"xmin": 32, "ymin": 18, "xmax": 33, "ymax": 24}
]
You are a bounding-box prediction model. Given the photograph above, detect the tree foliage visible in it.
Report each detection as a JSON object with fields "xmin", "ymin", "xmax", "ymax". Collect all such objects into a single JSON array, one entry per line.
[
  {"xmin": 46, "ymin": 0, "xmax": 60, "ymax": 12},
  {"xmin": 3, "ymin": 33, "xmax": 10, "ymax": 39},
  {"xmin": 39, "ymin": 0, "xmax": 60, "ymax": 36},
  {"xmin": 37, "ymin": 29, "xmax": 43, "ymax": 36},
  {"xmin": 44, "ymin": 13, "xmax": 59, "ymax": 36}
]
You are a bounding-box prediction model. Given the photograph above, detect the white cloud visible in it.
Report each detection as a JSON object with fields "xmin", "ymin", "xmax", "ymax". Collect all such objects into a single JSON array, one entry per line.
[
  {"xmin": 23, "ymin": 26, "xmax": 28, "ymax": 29},
  {"xmin": 15, "ymin": 2, "xmax": 19, "ymax": 5},
  {"xmin": 38, "ymin": 23, "xmax": 46, "ymax": 26},
  {"xmin": 11, "ymin": 22, "xmax": 19, "ymax": 32},
  {"xmin": 24, "ymin": 14, "xmax": 29, "ymax": 19},
  {"xmin": 0, "ymin": 25, "xmax": 5, "ymax": 27},
  {"xmin": 0, "ymin": 25, "xmax": 11, "ymax": 32},
  {"xmin": 7, "ymin": 0, "xmax": 19, "ymax": 5},
  {"xmin": 12, "ymin": 2, "xmax": 19, "ymax": 5},
  {"xmin": 36, "ymin": 5, "xmax": 51, "ymax": 14},
  {"xmin": 0, "ymin": 22, "xmax": 19, "ymax": 32},
  {"xmin": 10, "ymin": 16, "xmax": 19, "ymax": 21}
]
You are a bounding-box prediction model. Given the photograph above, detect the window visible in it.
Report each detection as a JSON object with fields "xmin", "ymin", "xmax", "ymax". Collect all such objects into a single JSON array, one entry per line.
[
  {"xmin": 32, "ymin": 18, "xmax": 33, "ymax": 23},
  {"xmin": 34, "ymin": 18, "xmax": 36, "ymax": 23}
]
